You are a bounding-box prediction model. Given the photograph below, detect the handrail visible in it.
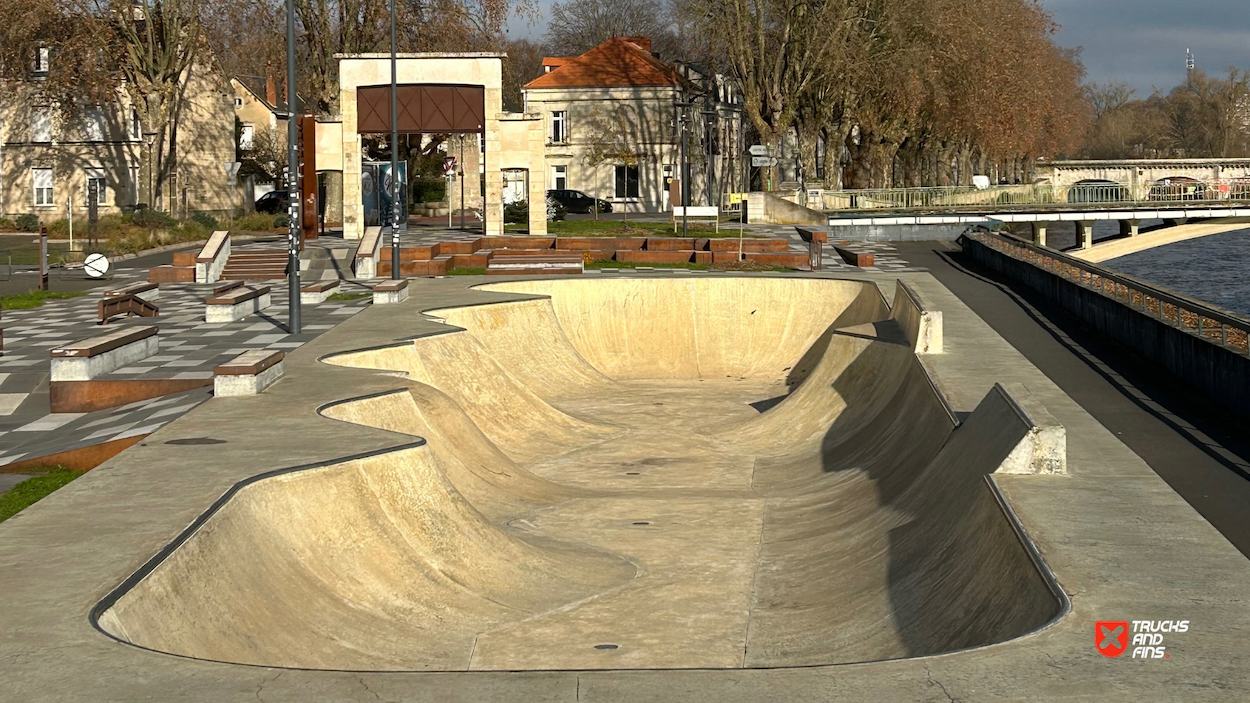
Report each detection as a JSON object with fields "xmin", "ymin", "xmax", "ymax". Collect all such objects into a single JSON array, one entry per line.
[{"xmin": 963, "ymin": 230, "xmax": 1250, "ymax": 355}]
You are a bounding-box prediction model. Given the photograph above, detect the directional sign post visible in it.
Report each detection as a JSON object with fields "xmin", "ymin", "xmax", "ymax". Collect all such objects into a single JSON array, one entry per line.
[
  {"xmin": 751, "ymin": 156, "xmax": 778, "ymax": 168},
  {"xmin": 748, "ymin": 145, "xmax": 770, "ymax": 157}
]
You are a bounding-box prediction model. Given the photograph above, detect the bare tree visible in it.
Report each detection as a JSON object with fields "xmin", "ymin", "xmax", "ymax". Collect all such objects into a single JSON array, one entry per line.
[{"xmin": 545, "ymin": 0, "xmax": 682, "ymax": 59}]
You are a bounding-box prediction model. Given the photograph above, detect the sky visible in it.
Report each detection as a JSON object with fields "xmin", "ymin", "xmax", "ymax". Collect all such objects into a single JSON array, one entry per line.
[{"xmin": 506, "ymin": 0, "xmax": 1250, "ymax": 100}]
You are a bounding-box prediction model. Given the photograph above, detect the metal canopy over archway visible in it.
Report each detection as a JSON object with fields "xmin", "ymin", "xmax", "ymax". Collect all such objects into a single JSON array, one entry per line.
[{"xmin": 357, "ymin": 84, "xmax": 485, "ymax": 134}]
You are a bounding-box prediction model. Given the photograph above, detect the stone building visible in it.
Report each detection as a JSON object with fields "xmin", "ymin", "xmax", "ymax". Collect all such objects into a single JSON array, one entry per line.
[
  {"xmin": 1, "ymin": 62, "xmax": 237, "ymax": 223},
  {"xmin": 522, "ymin": 37, "xmax": 744, "ymax": 213}
]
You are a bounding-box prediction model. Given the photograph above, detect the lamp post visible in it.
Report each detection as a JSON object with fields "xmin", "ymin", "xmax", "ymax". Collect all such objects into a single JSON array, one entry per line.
[
  {"xmin": 676, "ymin": 101, "xmax": 692, "ymax": 237},
  {"xmin": 285, "ymin": 0, "xmax": 302, "ymax": 333},
  {"xmin": 389, "ymin": 0, "xmax": 401, "ymax": 279}
]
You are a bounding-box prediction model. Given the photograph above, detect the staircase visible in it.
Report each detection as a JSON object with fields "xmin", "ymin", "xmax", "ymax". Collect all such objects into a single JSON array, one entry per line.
[{"xmin": 220, "ymin": 249, "xmax": 289, "ymax": 281}]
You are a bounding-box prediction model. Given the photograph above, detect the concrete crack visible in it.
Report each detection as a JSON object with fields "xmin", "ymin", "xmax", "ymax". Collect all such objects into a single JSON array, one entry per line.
[
  {"xmin": 359, "ymin": 676, "xmax": 393, "ymax": 702},
  {"xmin": 924, "ymin": 665, "xmax": 960, "ymax": 703},
  {"xmin": 255, "ymin": 671, "xmax": 282, "ymax": 701},
  {"xmin": 576, "ymin": 675, "xmax": 581, "ymax": 701}
]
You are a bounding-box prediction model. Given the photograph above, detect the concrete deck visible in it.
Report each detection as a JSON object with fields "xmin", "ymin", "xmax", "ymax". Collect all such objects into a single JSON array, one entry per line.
[
  {"xmin": 2, "ymin": 271, "xmax": 1248, "ymax": 701},
  {"xmin": 1070, "ymin": 218, "xmax": 1250, "ymax": 262}
]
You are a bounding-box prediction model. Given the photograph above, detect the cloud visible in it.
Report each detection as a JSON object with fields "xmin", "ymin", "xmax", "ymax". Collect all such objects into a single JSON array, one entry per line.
[{"xmin": 1044, "ymin": 0, "xmax": 1250, "ymax": 93}]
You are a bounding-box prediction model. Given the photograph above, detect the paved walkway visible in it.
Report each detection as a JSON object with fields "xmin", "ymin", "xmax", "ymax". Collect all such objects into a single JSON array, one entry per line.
[
  {"xmin": 897, "ymin": 241, "xmax": 1250, "ymax": 557},
  {"xmin": 0, "ymin": 279, "xmax": 372, "ymax": 468}
]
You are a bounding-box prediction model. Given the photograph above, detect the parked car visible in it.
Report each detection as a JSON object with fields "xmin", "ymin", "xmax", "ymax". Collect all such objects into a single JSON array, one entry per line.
[
  {"xmin": 255, "ymin": 190, "xmax": 290, "ymax": 214},
  {"xmin": 546, "ymin": 189, "xmax": 612, "ymax": 214}
]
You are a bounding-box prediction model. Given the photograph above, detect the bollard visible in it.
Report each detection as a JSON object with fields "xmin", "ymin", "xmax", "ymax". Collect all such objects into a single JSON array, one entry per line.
[{"xmin": 39, "ymin": 227, "xmax": 49, "ymax": 291}]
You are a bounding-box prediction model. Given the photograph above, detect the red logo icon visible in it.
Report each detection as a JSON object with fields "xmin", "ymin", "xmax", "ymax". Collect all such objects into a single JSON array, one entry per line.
[{"xmin": 1096, "ymin": 621, "xmax": 1129, "ymax": 657}]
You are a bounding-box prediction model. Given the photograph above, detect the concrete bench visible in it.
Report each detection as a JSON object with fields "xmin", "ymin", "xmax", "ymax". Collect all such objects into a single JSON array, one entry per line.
[
  {"xmin": 301, "ymin": 280, "xmax": 341, "ymax": 304},
  {"xmin": 50, "ymin": 326, "xmax": 159, "ymax": 381},
  {"xmin": 672, "ymin": 206, "xmax": 720, "ymax": 233},
  {"xmin": 195, "ymin": 230, "xmax": 230, "ymax": 283},
  {"xmin": 486, "ymin": 254, "xmax": 584, "ymax": 275},
  {"xmin": 205, "ymin": 285, "xmax": 272, "ymax": 323},
  {"xmin": 354, "ymin": 226, "xmax": 384, "ymax": 279},
  {"xmin": 833, "ymin": 245, "xmax": 874, "ymax": 267},
  {"xmin": 214, "ymin": 350, "xmax": 284, "ymax": 396},
  {"xmin": 372, "ymin": 279, "xmax": 409, "ymax": 304},
  {"xmin": 104, "ymin": 281, "xmax": 159, "ymax": 303}
]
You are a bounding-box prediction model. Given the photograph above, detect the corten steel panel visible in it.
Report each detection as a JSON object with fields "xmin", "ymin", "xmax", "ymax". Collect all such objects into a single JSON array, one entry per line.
[
  {"xmin": 299, "ymin": 115, "xmax": 318, "ymax": 240},
  {"xmin": 356, "ymin": 85, "xmax": 485, "ymax": 134}
]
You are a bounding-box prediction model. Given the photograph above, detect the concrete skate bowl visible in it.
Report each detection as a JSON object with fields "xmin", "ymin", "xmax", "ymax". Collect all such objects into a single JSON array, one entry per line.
[{"xmin": 93, "ymin": 277, "xmax": 1067, "ymax": 671}]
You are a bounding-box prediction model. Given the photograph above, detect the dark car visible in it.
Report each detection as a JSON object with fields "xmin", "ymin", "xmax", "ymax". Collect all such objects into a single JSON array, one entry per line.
[
  {"xmin": 255, "ymin": 190, "xmax": 290, "ymax": 214},
  {"xmin": 547, "ymin": 189, "xmax": 612, "ymax": 214}
]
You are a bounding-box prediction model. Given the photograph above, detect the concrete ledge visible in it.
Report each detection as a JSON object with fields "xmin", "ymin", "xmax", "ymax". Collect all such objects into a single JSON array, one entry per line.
[
  {"xmin": 50, "ymin": 326, "xmax": 159, "ymax": 381},
  {"xmin": 49, "ymin": 378, "xmax": 213, "ymax": 414},
  {"xmin": 205, "ymin": 286, "xmax": 272, "ymax": 323},
  {"xmin": 373, "ymin": 279, "xmax": 409, "ymax": 304},
  {"xmin": 195, "ymin": 231, "xmax": 230, "ymax": 283},
  {"xmin": 993, "ymin": 383, "xmax": 1068, "ymax": 475},
  {"xmin": 214, "ymin": 351, "xmax": 285, "ymax": 397},
  {"xmin": 891, "ymin": 280, "xmax": 943, "ymax": 354},
  {"xmin": 354, "ymin": 226, "xmax": 383, "ymax": 279},
  {"xmin": 103, "ymin": 282, "xmax": 159, "ymax": 303},
  {"xmin": 301, "ymin": 280, "xmax": 341, "ymax": 304}
]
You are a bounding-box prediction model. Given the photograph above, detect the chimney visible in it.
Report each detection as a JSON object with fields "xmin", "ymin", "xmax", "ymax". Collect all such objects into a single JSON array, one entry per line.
[{"xmin": 266, "ymin": 74, "xmax": 278, "ymax": 108}]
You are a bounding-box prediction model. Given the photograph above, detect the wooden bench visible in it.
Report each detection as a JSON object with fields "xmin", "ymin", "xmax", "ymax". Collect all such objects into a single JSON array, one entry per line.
[
  {"xmin": 672, "ymin": 206, "xmax": 721, "ymax": 233},
  {"xmin": 205, "ymin": 285, "xmax": 272, "ymax": 323},
  {"xmin": 486, "ymin": 254, "xmax": 584, "ymax": 276},
  {"xmin": 104, "ymin": 281, "xmax": 159, "ymax": 303},
  {"xmin": 795, "ymin": 226, "xmax": 829, "ymax": 270},
  {"xmin": 50, "ymin": 326, "xmax": 159, "ymax": 381},
  {"xmin": 833, "ymin": 245, "xmax": 874, "ymax": 267},
  {"xmin": 214, "ymin": 350, "xmax": 285, "ymax": 396},
  {"xmin": 372, "ymin": 278, "xmax": 409, "ymax": 304},
  {"xmin": 300, "ymin": 280, "xmax": 341, "ymax": 304}
]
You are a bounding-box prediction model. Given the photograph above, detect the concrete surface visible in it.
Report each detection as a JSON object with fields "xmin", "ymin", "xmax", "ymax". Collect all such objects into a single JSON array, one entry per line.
[{"xmin": 1, "ymin": 272, "xmax": 1248, "ymax": 701}]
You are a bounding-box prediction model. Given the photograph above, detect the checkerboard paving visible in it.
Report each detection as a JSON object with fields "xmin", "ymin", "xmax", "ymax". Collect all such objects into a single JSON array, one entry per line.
[{"xmin": 0, "ymin": 280, "xmax": 372, "ymax": 467}]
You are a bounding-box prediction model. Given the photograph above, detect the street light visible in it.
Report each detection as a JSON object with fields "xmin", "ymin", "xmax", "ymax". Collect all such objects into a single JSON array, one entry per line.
[
  {"xmin": 676, "ymin": 101, "xmax": 692, "ymax": 238},
  {"xmin": 389, "ymin": 0, "xmax": 401, "ymax": 279},
  {"xmin": 285, "ymin": 0, "xmax": 302, "ymax": 333}
]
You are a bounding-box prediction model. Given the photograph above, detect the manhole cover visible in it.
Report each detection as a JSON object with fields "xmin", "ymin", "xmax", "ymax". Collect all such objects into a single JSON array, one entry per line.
[{"xmin": 164, "ymin": 438, "xmax": 227, "ymax": 446}]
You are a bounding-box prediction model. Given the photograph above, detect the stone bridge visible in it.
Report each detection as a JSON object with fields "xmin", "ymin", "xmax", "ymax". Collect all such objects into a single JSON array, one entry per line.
[{"xmin": 1040, "ymin": 158, "xmax": 1250, "ymax": 199}]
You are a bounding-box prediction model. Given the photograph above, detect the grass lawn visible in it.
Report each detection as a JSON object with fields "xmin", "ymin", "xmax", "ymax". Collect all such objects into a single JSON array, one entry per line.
[
  {"xmin": 447, "ymin": 267, "xmax": 487, "ymax": 275},
  {"xmin": 0, "ymin": 467, "xmax": 84, "ymax": 523},
  {"xmin": 327, "ymin": 292, "xmax": 371, "ymax": 301},
  {"xmin": 0, "ymin": 289, "xmax": 89, "ymax": 309},
  {"xmin": 504, "ymin": 219, "xmax": 756, "ymax": 238}
]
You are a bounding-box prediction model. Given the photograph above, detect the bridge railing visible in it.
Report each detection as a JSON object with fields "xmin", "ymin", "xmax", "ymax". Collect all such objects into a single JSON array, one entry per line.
[
  {"xmin": 964, "ymin": 229, "xmax": 1250, "ymax": 356},
  {"xmin": 816, "ymin": 179, "xmax": 1250, "ymax": 212}
]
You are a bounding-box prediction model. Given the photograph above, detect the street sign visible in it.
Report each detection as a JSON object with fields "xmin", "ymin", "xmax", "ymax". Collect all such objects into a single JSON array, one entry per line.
[
  {"xmin": 751, "ymin": 156, "xmax": 778, "ymax": 167},
  {"xmin": 748, "ymin": 145, "xmax": 769, "ymax": 156},
  {"xmin": 443, "ymin": 156, "xmax": 457, "ymax": 175},
  {"xmin": 84, "ymin": 253, "xmax": 110, "ymax": 278},
  {"xmin": 223, "ymin": 161, "xmax": 241, "ymax": 187}
]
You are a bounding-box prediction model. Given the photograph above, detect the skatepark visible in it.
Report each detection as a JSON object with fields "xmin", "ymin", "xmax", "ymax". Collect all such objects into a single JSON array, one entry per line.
[{"xmin": 3, "ymin": 268, "xmax": 1249, "ymax": 700}]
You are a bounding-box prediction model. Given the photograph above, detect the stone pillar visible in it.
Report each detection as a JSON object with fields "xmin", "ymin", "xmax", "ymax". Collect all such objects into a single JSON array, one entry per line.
[
  {"xmin": 446, "ymin": 134, "xmax": 483, "ymax": 218},
  {"xmin": 1119, "ymin": 219, "xmax": 1140, "ymax": 237},
  {"xmin": 341, "ymin": 85, "xmax": 364, "ymax": 240},
  {"xmin": 1079, "ymin": 220, "xmax": 1094, "ymax": 249},
  {"xmin": 1031, "ymin": 221, "xmax": 1048, "ymax": 247},
  {"xmin": 526, "ymin": 119, "xmax": 547, "ymax": 237}
]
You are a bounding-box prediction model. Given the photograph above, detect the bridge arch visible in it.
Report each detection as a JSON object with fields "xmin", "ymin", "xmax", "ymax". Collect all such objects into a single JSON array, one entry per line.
[{"xmin": 1148, "ymin": 176, "xmax": 1208, "ymax": 201}]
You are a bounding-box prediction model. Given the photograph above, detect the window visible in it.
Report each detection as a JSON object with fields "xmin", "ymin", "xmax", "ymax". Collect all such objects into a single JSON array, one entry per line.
[
  {"xmin": 240, "ymin": 123, "xmax": 255, "ymax": 150},
  {"xmin": 552, "ymin": 165, "xmax": 567, "ymax": 190},
  {"xmin": 129, "ymin": 166, "xmax": 141, "ymax": 205},
  {"xmin": 551, "ymin": 110, "xmax": 567, "ymax": 144},
  {"xmin": 33, "ymin": 47, "xmax": 49, "ymax": 74},
  {"xmin": 32, "ymin": 168, "xmax": 54, "ymax": 206},
  {"xmin": 130, "ymin": 109, "xmax": 141, "ymax": 141},
  {"xmin": 234, "ymin": 97, "xmax": 244, "ymax": 108},
  {"xmin": 32, "ymin": 110, "xmax": 51, "ymax": 142},
  {"xmin": 614, "ymin": 164, "xmax": 639, "ymax": 199},
  {"xmin": 84, "ymin": 109, "xmax": 105, "ymax": 141},
  {"xmin": 85, "ymin": 168, "xmax": 107, "ymax": 207}
]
